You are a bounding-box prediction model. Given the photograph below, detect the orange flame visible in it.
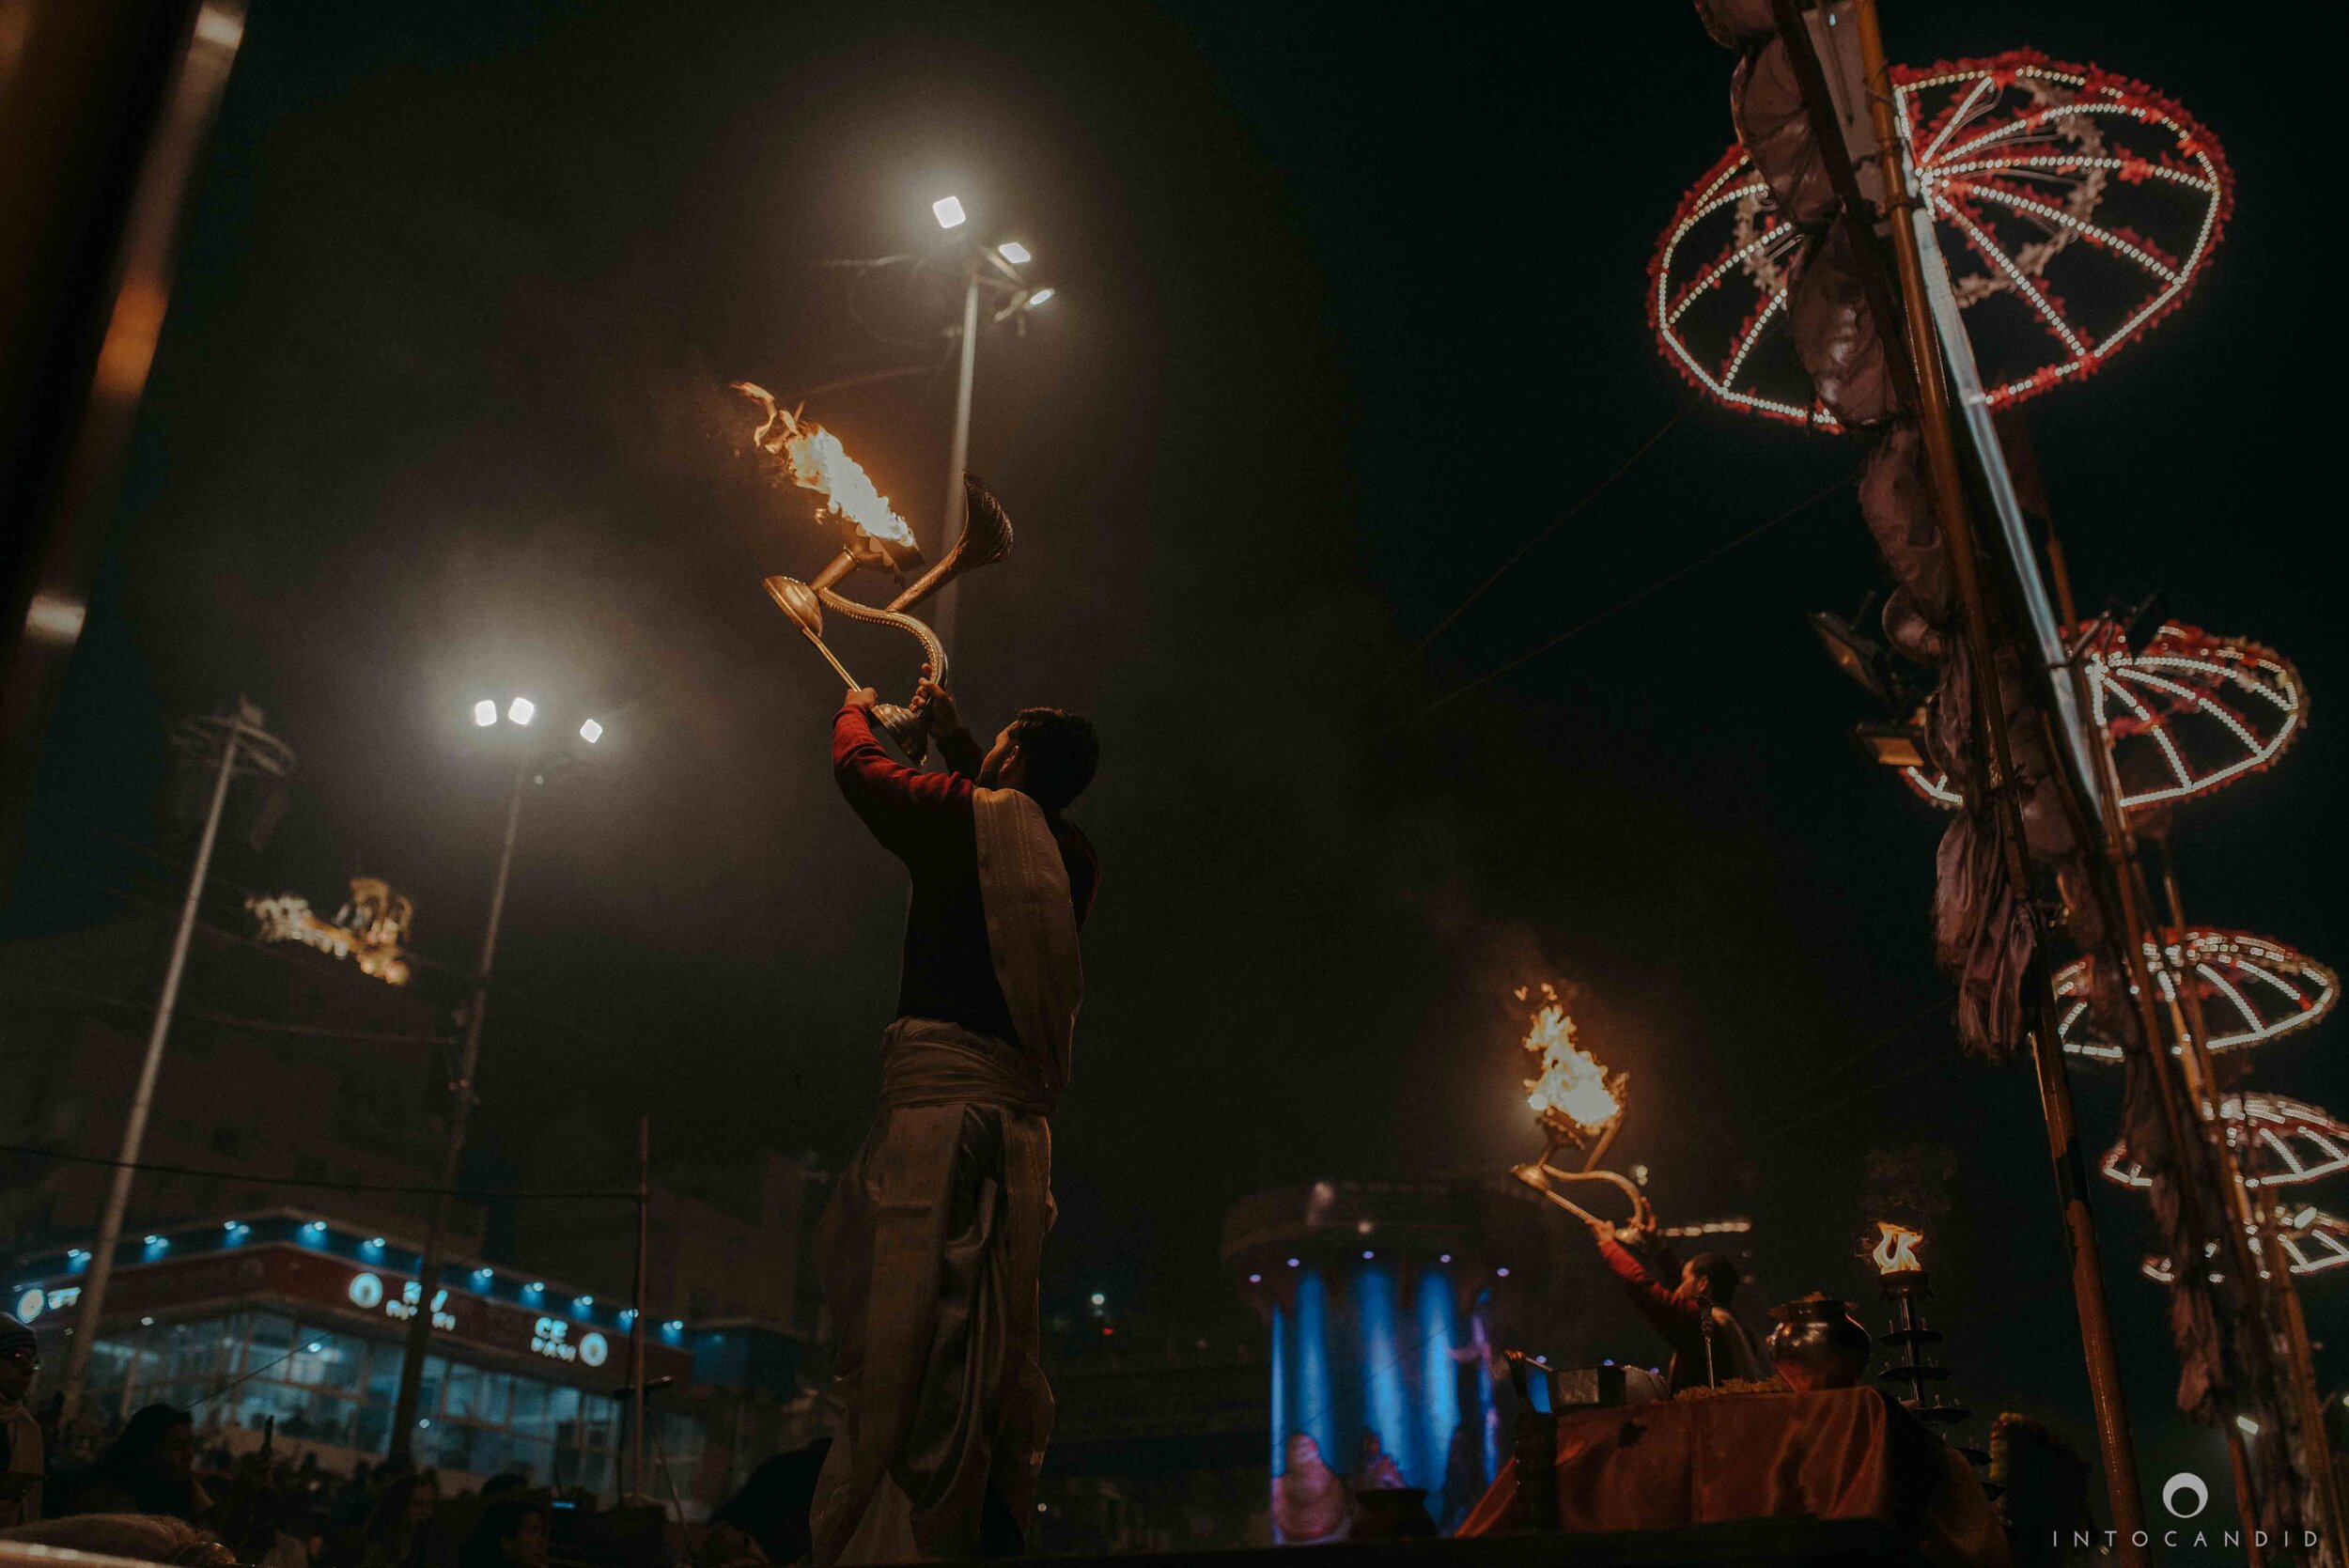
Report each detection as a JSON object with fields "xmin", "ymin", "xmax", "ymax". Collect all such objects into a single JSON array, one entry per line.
[
  {"xmin": 1521, "ymin": 1003, "xmax": 1620, "ymax": 1132},
  {"xmin": 1871, "ymin": 1221, "xmax": 1925, "ymax": 1275},
  {"xmin": 732, "ymin": 381, "xmax": 915, "ymax": 548}
]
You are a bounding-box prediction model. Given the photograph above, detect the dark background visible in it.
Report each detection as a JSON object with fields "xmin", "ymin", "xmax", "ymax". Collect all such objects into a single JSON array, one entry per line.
[{"xmin": 7, "ymin": 0, "xmax": 2343, "ymax": 1520}]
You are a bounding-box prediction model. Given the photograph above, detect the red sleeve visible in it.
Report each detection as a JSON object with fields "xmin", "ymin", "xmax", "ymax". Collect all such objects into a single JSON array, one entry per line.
[
  {"xmin": 1595, "ymin": 1233, "xmax": 1702, "ymax": 1350},
  {"xmin": 832, "ymin": 705, "xmax": 971, "ymax": 859}
]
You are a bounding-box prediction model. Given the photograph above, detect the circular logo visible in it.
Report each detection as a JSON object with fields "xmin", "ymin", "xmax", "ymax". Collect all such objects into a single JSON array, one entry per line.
[
  {"xmin": 13, "ymin": 1288, "xmax": 44, "ymax": 1323},
  {"xmin": 2162, "ymin": 1471, "xmax": 2209, "ymax": 1520},
  {"xmin": 348, "ymin": 1273, "xmax": 383, "ymax": 1309},
  {"xmin": 578, "ymin": 1332, "xmax": 609, "ymax": 1368}
]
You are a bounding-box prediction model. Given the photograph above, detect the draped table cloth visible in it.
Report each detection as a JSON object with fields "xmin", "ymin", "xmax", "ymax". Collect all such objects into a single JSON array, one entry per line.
[{"xmin": 1456, "ymin": 1386, "xmax": 2009, "ymax": 1568}]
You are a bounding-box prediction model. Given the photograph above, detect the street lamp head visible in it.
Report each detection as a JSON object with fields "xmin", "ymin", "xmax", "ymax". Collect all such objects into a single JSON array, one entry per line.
[
  {"xmin": 473, "ymin": 700, "xmax": 497, "ymax": 727},
  {"xmin": 997, "ymin": 241, "xmax": 1033, "ymax": 265},
  {"xmin": 1025, "ymin": 287, "xmax": 1055, "ymax": 308},
  {"xmin": 932, "ymin": 195, "xmax": 967, "ymax": 230},
  {"xmin": 506, "ymin": 696, "xmax": 537, "ymax": 726},
  {"xmin": 579, "ymin": 718, "xmax": 603, "ymax": 744}
]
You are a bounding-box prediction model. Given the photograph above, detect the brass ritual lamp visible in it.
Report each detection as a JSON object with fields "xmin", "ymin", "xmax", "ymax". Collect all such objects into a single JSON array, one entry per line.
[
  {"xmin": 1507, "ymin": 996, "xmax": 1648, "ymax": 1230},
  {"xmin": 736, "ymin": 381, "xmax": 1014, "ymax": 763}
]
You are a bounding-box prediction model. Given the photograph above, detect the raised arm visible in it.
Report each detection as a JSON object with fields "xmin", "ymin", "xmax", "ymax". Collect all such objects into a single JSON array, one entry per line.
[
  {"xmin": 913, "ymin": 671, "xmax": 985, "ymax": 781},
  {"xmin": 1591, "ymin": 1227, "xmax": 1703, "ymax": 1350},
  {"xmin": 832, "ymin": 697, "xmax": 969, "ymax": 858}
]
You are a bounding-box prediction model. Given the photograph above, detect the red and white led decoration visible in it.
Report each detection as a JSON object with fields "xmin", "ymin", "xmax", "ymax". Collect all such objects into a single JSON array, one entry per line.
[
  {"xmin": 2272, "ymin": 1207, "xmax": 2349, "ymax": 1276},
  {"xmin": 1651, "ymin": 51, "xmax": 2233, "ymax": 429},
  {"xmin": 1901, "ymin": 622, "xmax": 2305, "ymax": 812},
  {"xmin": 2145, "ymin": 1210, "xmax": 2349, "ymax": 1281},
  {"xmin": 2102, "ymin": 1095, "xmax": 2349, "ymax": 1190},
  {"xmin": 2053, "ymin": 930, "xmax": 2339, "ymax": 1064}
]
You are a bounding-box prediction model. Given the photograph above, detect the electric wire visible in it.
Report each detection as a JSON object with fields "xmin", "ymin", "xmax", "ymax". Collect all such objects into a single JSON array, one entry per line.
[
  {"xmin": 0, "ymin": 1141, "xmax": 633, "ymax": 1203},
  {"xmin": 1766, "ymin": 993, "xmax": 1953, "ymax": 1118},
  {"xmin": 1375, "ymin": 474, "xmax": 1854, "ymax": 737},
  {"xmin": 0, "ymin": 970, "xmax": 456, "ymax": 1048},
  {"xmin": 1373, "ymin": 410, "xmax": 1686, "ymax": 692}
]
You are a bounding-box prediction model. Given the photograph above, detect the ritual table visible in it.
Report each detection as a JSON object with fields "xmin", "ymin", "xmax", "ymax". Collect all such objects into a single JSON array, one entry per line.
[{"xmin": 1455, "ymin": 1386, "xmax": 2009, "ymax": 1568}]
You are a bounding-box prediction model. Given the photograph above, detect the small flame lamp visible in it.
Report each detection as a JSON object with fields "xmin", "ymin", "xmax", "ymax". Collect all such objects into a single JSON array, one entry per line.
[{"xmin": 1871, "ymin": 1222, "xmax": 1992, "ymax": 1477}]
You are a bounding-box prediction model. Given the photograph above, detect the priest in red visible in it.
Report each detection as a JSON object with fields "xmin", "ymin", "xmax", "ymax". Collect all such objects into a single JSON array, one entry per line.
[{"xmin": 810, "ymin": 673, "xmax": 1099, "ymax": 1566}]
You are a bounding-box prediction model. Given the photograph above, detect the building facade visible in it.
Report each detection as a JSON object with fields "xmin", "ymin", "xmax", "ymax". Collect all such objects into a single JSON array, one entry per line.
[{"xmin": 0, "ymin": 916, "xmax": 482, "ymax": 1253}]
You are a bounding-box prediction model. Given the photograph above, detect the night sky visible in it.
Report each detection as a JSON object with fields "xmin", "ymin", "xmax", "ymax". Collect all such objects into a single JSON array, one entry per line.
[{"xmin": 8, "ymin": 0, "xmax": 2344, "ymax": 1517}]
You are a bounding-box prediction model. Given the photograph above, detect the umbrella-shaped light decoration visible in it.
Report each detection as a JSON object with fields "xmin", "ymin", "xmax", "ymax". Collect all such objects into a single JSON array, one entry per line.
[
  {"xmin": 1902, "ymin": 622, "xmax": 2305, "ymax": 812},
  {"xmin": 2101, "ymin": 1095, "xmax": 2349, "ymax": 1189},
  {"xmin": 2144, "ymin": 1206, "xmax": 2349, "ymax": 1282},
  {"xmin": 2053, "ymin": 930, "xmax": 2338, "ymax": 1064},
  {"xmin": 1651, "ymin": 51, "xmax": 2232, "ymax": 430}
]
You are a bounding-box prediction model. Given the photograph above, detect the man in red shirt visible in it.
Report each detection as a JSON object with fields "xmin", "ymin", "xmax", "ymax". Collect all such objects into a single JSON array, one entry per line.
[
  {"xmin": 1584, "ymin": 1217, "xmax": 1762, "ymax": 1393},
  {"xmin": 811, "ymin": 672, "xmax": 1099, "ymax": 1566}
]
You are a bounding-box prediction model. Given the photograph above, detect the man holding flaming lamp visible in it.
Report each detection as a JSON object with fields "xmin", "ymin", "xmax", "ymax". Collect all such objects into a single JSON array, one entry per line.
[
  {"xmin": 739, "ymin": 385, "xmax": 1105, "ymax": 1563},
  {"xmin": 1507, "ymin": 996, "xmax": 1760, "ymax": 1391},
  {"xmin": 812, "ymin": 674, "xmax": 1099, "ymax": 1564}
]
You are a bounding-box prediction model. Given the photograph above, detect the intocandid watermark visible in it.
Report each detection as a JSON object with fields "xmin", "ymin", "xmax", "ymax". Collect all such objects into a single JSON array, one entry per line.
[{"xmin": 2052, "ymin": 1471, "xmax": 2323, "ymax": 1553}]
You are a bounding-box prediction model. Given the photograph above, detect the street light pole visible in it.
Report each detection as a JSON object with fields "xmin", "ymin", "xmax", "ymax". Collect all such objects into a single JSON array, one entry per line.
[
  {"xmin": 387, "ymin": 749, "xmax": 526, "ymax": 1463},
  {"xmin": 59, "ymin": 699, "xmax": 292, "ymax": 1421},
  {"xmin": 933, "ymin": 257, "xmax": 982, "ymax": 659}
]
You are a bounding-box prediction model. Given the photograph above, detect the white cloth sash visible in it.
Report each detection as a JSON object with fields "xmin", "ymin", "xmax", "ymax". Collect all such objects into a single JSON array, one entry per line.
[{"xmin": 972, "ymin": 787, "xmax": 1082, "ymax": 1094}]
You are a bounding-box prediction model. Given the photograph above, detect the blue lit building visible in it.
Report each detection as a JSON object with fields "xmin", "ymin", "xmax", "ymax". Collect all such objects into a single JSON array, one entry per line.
[
  {"xmin": 1225, "ymin": 1177, "xmax": 1636, "ymax": 1537},
  {"xmin": 7, "ymin": 1206, "xmax": 789, "ymax": 1511}
]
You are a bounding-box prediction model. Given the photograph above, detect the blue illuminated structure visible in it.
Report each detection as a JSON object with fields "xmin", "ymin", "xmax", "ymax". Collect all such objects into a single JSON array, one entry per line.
[{"xmin": 1228, "ymin": 1179, "xmax": 1554, "ymax": 1536}]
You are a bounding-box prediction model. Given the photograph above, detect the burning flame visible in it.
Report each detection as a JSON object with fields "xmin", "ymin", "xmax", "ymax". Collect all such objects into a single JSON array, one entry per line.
[
  {"xmin": 1521, "ymin": 1003, "xmax": 1620, "ymax": 1132},
  {"xmin": 732, "ymin": 381, "xmax": 916, "ymax": 548},
  {"xmin": 1871, "ymin": 1221, "xmax": 1925, "ymax": 1275}
]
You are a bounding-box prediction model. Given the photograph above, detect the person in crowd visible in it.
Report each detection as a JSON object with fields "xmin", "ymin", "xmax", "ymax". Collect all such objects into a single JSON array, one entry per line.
[
  {"xmin": 456, "ymin": 1499, "xmax": 547, "ymax": 1568},
  {"xmin": 357, "ymin": 1472, "xmax": 438, "ymax": 1568},
  {"xmin": 1349, "ymin": 1429, "xmax": 1405, "ymax": 1492},
  {"xmin": 63, "ymin": 1404, "xmax": 210, "ymax": 1523},
  {"xmin": 697, "ymin": 1441, "xmax": 832, "ymax": 1568},
  {"xmin": 1270, "ymin": 1433, "xmax": 1347, "ymax": 1545},
  {"xmin": 1583, "ymin": 1217, "xmax": 1762, "ymax": 1392},
  {"xmin": 0, "ymin": 1313, "xmax": 43, "ymax": 1528}
]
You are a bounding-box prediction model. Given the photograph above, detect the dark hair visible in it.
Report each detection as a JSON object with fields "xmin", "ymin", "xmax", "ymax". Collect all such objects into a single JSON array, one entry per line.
[
  {"xmin": 1010, "ymin": 707, "xmax": 1097, "ymax": 812},
  {"xmin": 710, "ymin": 1439, "xmax": 831, "ymax": 1564},
  {"xmin": 101, "ymin": 1403, "xmax": 193, "ymax": 1470},
  {"xmin": 1685, "ymin": 1251, "xmax": 1738, "ymax": 1305},
  {"xmin": 459, "ymin": 1498, "xmax": 545, "ymax": 1568},
  {"xmin": 366, "ymin": 1473, "xmax": 434, "ymax": 1539}
]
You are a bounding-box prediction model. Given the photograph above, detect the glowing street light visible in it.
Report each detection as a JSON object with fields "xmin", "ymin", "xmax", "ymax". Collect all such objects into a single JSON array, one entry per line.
[
  {"xmin": 579, "ymin": 718, "xmax": 603, "ymax": 744},
  {"xmin": 506, "ymin": 696, "xmax": 536, "ymax": 726},
  {"xmin": 817, "ymin": 194, "xmax": 1055, "ymax": 659},
  {"xmin": 473, "ymin": 699, "xmax": 497, "ymax": 727}
]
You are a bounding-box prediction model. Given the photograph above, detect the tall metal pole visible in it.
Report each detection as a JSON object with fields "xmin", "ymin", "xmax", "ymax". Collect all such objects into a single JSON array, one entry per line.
[
  {"xmin": 59, "ymin": 704, "xmax": 248, "ymax": 1421},
  {"xmin": 933, "ymin": 258, "xmax": 981, "ymax": 659},
  {"xmin": 1846, "ymin": 6, "xmax": 2148, "ymax": 1551},
  {"xmin": 631, "ymin": 1115, "xmax": 649, "ymax": 1506},
  {"xmin": 388, "ymin": 751, "xmax": 526, "ymax": 1462}
]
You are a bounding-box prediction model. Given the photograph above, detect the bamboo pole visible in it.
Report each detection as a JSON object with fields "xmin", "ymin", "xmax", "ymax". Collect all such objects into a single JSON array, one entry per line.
[
  {"xmin": 1848, "ymin": 6, "xmax": 2147, "ymax": 1550},
  {"xmin": 2153, "ymin": 845, "xmax": 2346, "ymax": 1550}
]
